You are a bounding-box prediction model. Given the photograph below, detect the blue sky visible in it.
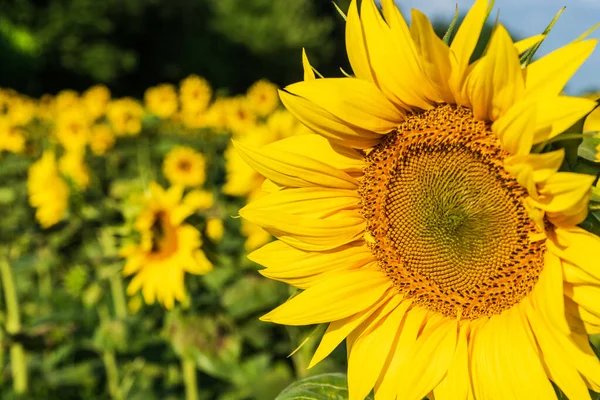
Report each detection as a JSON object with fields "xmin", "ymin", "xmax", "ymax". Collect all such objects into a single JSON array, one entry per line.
[{"xmin": 395, "ymin": 0, "xmax": 600, "ymax": 95}]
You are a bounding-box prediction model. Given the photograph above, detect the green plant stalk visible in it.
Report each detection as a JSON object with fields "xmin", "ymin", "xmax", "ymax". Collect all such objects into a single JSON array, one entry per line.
[
  {"xmin": 109, "ymin": 274, "xmax": 128, "ymax": 320},
  {"xmin": 37, "ymin": 260, "xmax": 52, "ymax": 299},
  {"xmin": 182, "ymin": 357, "xmax": 199, "ymax": 400},
  {"xmin": 0, "ymin": 258, "xmax": 28, "ymax": 393},
  {"xmin": 103, "ymin": 350, "xmax": 122, "ymax": 400},
  {"xmin": 98, "ymin": 306, "xmax": 123, "ymax": 400}
]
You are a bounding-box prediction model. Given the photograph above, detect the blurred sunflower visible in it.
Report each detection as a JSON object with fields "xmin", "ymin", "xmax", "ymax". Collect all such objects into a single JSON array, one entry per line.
[
  {"xmin": 0, "ymin": 119, "xmax": 26, "ymax": 153},
  {"xmin": 8, "ymin": 95, "xmax": 36, "ymax": 126},
  {"xmin": 120, "ymin": 183, "xmax": 213, "ymax": 309},
  {"xmin": 54, "ymin": 90, "xmax": 80, "ymax": 114},
  {"xmin": 55, "ymin": 105, "xmax": 91, "ymax": 151},
  {"xmin": 180, "ymin": 75, "xmax": 212, "ymax": 113},
  {"xmin": 163, "ymin": 146, "xmax": 206, "ymax": 187},
  {"xmin": 236, "ymin": 0, "xmax": 600, "ymax": 398},
  {"xmin": 82, "ymin": 84, "xmax": 111, "ymax": 120},
  {"xmin": 59, "ymin": 151, "xmax": 90, "ymax": 190},
  {"xmin": 145, "ymin": 84, "xmax": 178, "ymax": 119},
  {"xmin": 107, "ymin": 97, "xmax": 144, "ymax": 136},
  {"xmin": 247, "ymin": 79, "xmax": 279, "ymax": 117},
  {"xmin": 225, "ymin": 96, "xmax": 256, "ymax": 135},
  {"xmin": 28, "ymin": 151, "xmax": 69, "ymax": 228},
  {"xmin": 89, "ymin": 123, "xmax": 116, "ymax": 156}
]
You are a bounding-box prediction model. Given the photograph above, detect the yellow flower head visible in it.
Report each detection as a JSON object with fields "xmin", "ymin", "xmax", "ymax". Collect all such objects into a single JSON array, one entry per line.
[
  {"xmin": 144, "ymin": 84, "xmax": 178, "ymax": 119},
  {"xmin": 203, "ymin": 98, "xmax": 230, "ymax": 130},
  {"xmin": 54, "ymin": 90, "xmax": 80, "ymax": 114},
  {"xmin": 163, "ymin": 146, "xmax": 206, "ymax": 187},
  {"xmin": 120, "ymin": 182, "xmax": 213, "ymax": 309},
  {"xmin": 180, "ymin": 75, "xmax": 212, "ymax": 113},
  {"xmin": 205, "ymin": 217, "xmax": 224, "ymax": 242},
  {"xmin": 107, "ymin": 98, "xmax": 144, "ymax": 136},
  {"xmin": 247, "ymin": 79, "xmax": 279, "ymax": 117},
  {"xmin": 59, "ymin": 151, "xmax": 90, "ymax": 190},
  {"xmin": 55, "ymin": 105, "xmax": 91, "ymax": 152},
  {"xmin": 235, "ymin": 1, "xmax": 600, "ymax": 398},
  {"xmin": 8, "ymin": 95, "xmax": 36, "ymax": 127},
  {"xmin": 28, "ymin": 151, "xmax": 69, "ymax": 228},
  {"xmin": 179, "ymin": 107, "xmax": 207, "ymax": 130},
  {"xmin": 37, "ymin": 94, "xmax": 55, "ymax": 122},
  {"xmin": 83, "ymin": 84, "xmax": 111, "ymax": 120},
  {"xmin": 224, "ymin": 96, "xmax": 256, "ymax": 136},
  {"xmin": 0, "ymin": 119, "xmax": 26, "ymax": 153},
  {"xmin": 89, "ymin": 123, "xmax": 116, "ymax": 155}
]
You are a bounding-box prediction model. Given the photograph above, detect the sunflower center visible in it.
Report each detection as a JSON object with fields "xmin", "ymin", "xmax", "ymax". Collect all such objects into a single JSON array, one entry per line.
[
  {"xmin": 150, "ymin": 210, "xmax": 178, "ymax": 257},
  {"xmin": 360, "ymin": 104, "xmax": 546, "ymax": 319},
  {"xmin": 177, "ymin": 159, "xmax": 192, "ymax": 172}
]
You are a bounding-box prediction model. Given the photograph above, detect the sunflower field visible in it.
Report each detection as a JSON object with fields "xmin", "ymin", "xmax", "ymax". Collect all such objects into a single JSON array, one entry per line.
[
  {"xmin": 2, "ymin": 0, "xmax": 600, "ymax": 399},
  {"xmin": 0, "ymin": 77, "xmax": 348, "ymax": 399}
]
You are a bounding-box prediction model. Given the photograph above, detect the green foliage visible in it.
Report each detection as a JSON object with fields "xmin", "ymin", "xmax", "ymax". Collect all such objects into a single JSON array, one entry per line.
[{"xmin": 276, "ymin": 373, "xmax": 374, "ymax": 400}]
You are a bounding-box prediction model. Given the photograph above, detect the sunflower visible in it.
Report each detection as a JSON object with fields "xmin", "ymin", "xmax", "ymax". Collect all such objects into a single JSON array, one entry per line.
[
  {"xmin": 162, "ymin": 146, "xmax": 206, "ymax": 187},
  {"xmin": 120, "ymin": 183, "xmax": 213, "ymax": 309},
  {"xmin": 107, "ymin": 97, "xmax": 144, "ymax": 136},
  {"xmin": 55, "ymin": 105, "xmax": 91, "ymax": 151},
  {"xmin": 144, "ymin": 84, "xmax": 178, "ymax": 119},
  {"xmin": 28, "ymin": 151, "xmax": 69, "ymax": 228},
  {"xmin": 0, "ymin": 119, "xmax": 26, "ymax": 154},
  {"xmin": 235, "ymin": 1, "xmax": 600, "ymax": 398},
  {"xmin": 89, "ymin": 123, "xmax": 116, "ymax": 156},
  {"xmin": 247, "ymin": 79, "xmax": 279, "ymax": 117},
  {"xmin": 59, "ymin": 150, "xmax": 90, "ymax": 190},
  {"xmin": 180, "ymin": 75, "xmax": 212, "ymax": 113},
  {"xmin": 82, "ymin": 84, "xmax": 111, "ymax": 120}
]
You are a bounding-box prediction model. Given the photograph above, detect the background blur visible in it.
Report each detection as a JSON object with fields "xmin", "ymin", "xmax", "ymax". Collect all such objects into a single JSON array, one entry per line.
[{"xmin": 2, "ymin": 0, "xmax": 596, "ymax": 100}]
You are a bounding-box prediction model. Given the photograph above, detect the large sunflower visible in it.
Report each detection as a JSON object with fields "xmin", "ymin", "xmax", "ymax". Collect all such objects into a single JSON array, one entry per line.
[{"xmin": 235, "ymin": 1, "xmax": 600, "ymax": 399}]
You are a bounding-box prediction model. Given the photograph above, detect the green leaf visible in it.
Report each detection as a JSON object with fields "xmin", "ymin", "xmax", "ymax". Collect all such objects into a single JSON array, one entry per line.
[
  {"xmin": 520, "ymin": 7, "xmax": 565, "ymax": 67},
  {"xmin": 276, "ymin": 373, "xmax": 374, "ymax": 400},
  {"xmin": 578, "ymin": 136, "xmax": 600, "ymax": 163}
]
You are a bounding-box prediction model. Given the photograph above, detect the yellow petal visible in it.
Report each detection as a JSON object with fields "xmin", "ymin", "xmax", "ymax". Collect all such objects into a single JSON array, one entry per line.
[
  {"xmin": 409, "ymin": 9, "xmax": 453, "ymax": 103},
  {"xmin": 565, "ymin": 297, "xmax": 600, "ymax": 335},
  {"xmin": 309, "ymin": 290, "xmax": 397, "ymax": 368},
  {"xmin": 514, "ymin": 34, "xmax": 546, "ymax": 54},
  {"xmin": 284, "ymin": 77, "xmax": 404, "ymax": 133},
  {"xmin": 360, "ymin": 0, "xmax": 434, "ymax": 110},
  {"xmin": 448, "ymin": 0, "xmax": 489, "ymax": 102},
  {"xmin": 465, "ymin": 25, "xmax": 524, "ymax": 121},
  {"xmin": 348, "ymin": 299, "xmax": 411, "ymax": 400},
  {"xmin": 529, "ymin": 172, "xmax": 594, "ymax": 214},
  {"xmin": 346, "ymin": 0, "xmax": 375, "ymax": 83},
  {"xmin": 242, "ymin": 187, "xmax": 359, "ymax": 219},
  {"xmin": 472, "ymin": 307, "xmax": 555, "ymax": 399},
  {"xmin": 240, "ymin": 207, "xmax": 365, "ymax": 252},
  {"xmin": 532, "ymin": 96, "xmax": 597, "ymax": 143},
  {"xmin": 504, "ymin": 149, "xmax": 565, "ymax": 198},
  {"xmin": 394, "ymin": 319, "xmax": 458, "ymax": 400},
  {"xmin": 492, "ymin": 100, "xmax": 535, "ymax": 156},
  {"xmin": 433, "ymin": 325, "xmax": 471, "ymax": 400},
  {"xmin": 374, "ymin": 307, "xmax": 428, "ymax": 398},
  {"xmin": 249, "ymin": 239, "xmax": 374, "ymax": 289},
  {"xmin": 550, "ymin": 227, "xmax": 600, "ymax": 284},
  {"xmin": 564, "ymin": 284, "xmax": 600, "ymax": 320},
  {"xmin": 525, "ymin": 299, "xmax": 592, "ymax": 400},
  {"xmin": 531, "ymin": 252, "xmax": 570, "ymax": 334},
  {"xmin": 302, "ymin": 48, "xmax": 316, "ymax": 81},
  {"xmin": 232, "ymin": 140, "xmax": 358, "ymax": 189},
  {"xmin": 525, "ymin": 39, "xmax": 597, "ymax": 98},
  {"xmin": 563, "ymin": 260, "xmax": 600, "ymax": 286},
  {"xmin": 260, "ymin": 268, "xmax": 391, "ymax": 325},
  {"xmin": 266, "ymin": 134, "xmax": 364, "ymax": 174},
  {"xmin": 279, "ymin": 90, "xmax": 382, "ymax": 149}
]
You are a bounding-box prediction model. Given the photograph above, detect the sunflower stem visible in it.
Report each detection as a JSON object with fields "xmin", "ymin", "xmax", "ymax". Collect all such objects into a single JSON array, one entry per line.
[
  {"xmin": 109, "ymin": 273, "xmax": 128, "ymax": 320},
  {"xmin": 0, "ymin": 256, "xmax": 28, "ymax": 394},
  {"xmin": 182, "ymin": 357, "xmax": 199, "ymax": 400},
  {"xmin": 103, "ymin": 349, "xmax": 122, "ymax": 400}
]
